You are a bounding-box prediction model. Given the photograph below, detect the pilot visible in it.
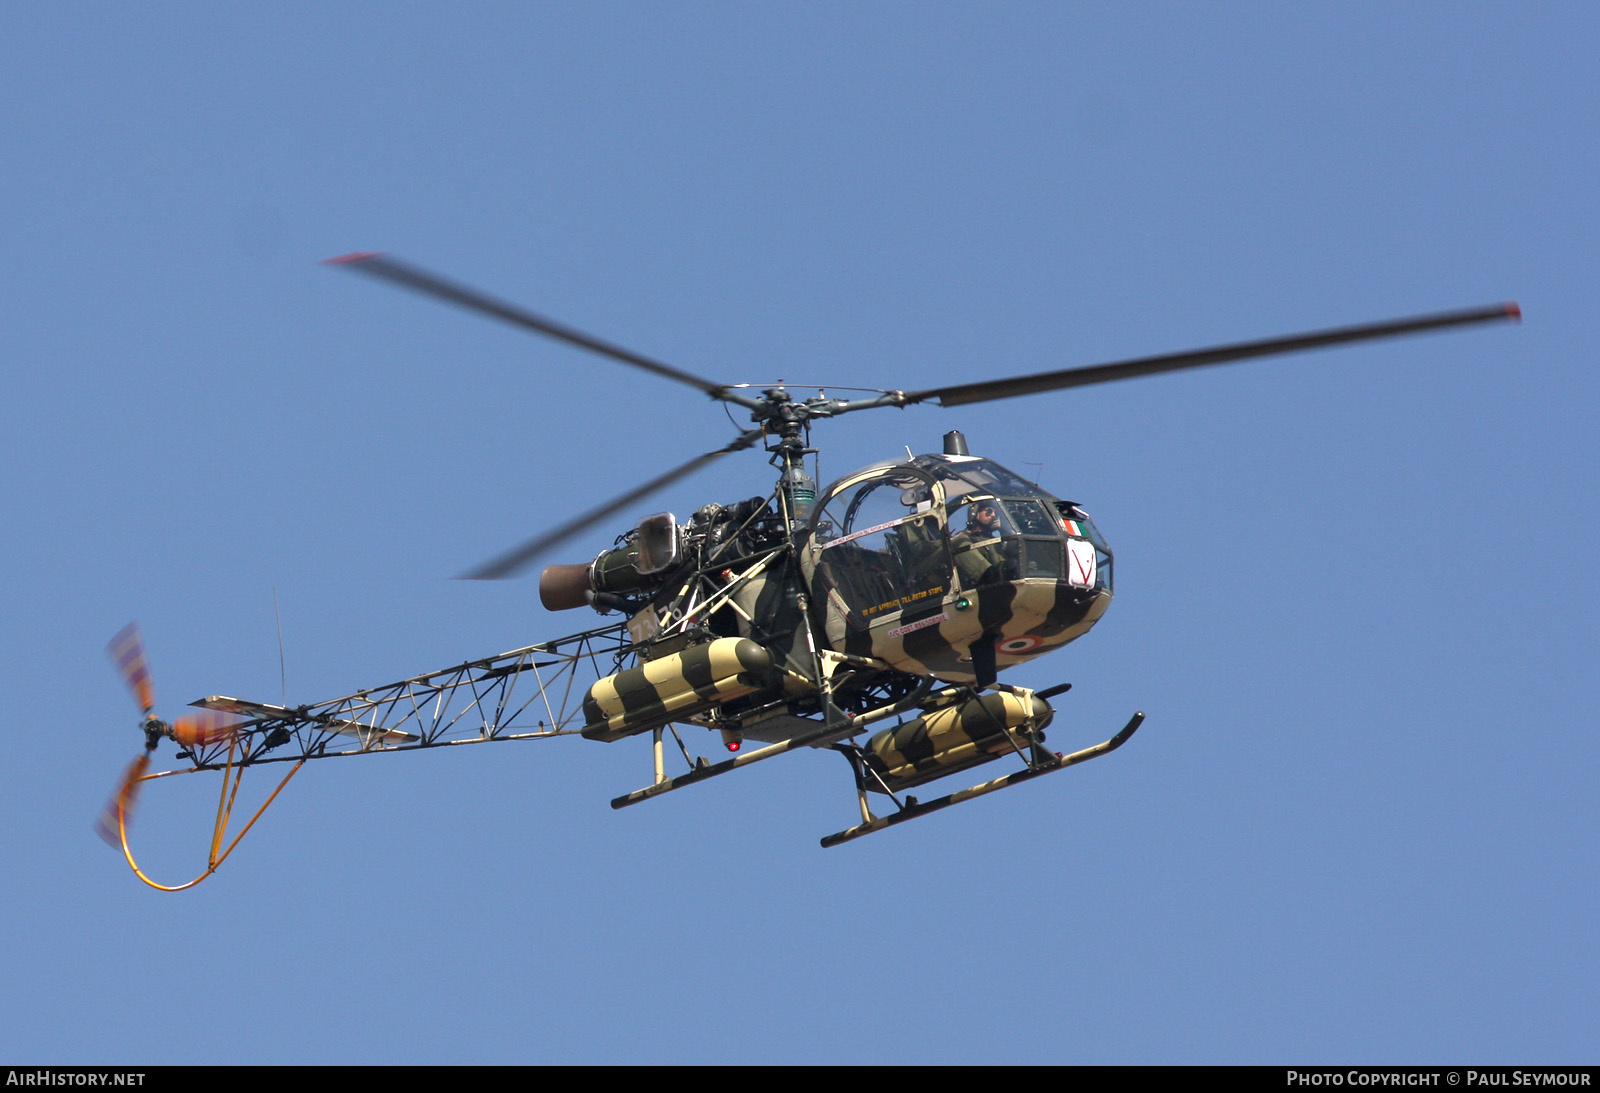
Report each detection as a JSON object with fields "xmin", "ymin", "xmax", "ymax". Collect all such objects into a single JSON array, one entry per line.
[{"xmin": 951, "ymin": 499, "xmax": 1004, "ymax": 586}]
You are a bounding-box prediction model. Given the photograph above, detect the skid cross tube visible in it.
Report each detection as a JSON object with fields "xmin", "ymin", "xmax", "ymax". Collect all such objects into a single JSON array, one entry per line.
[
  {"xmin": 612, "ymin": 714, "xmax": 855, "ymax": 809},
  {"xmin": 609, "ymin": 673, "xmax": 935, "ymax": 809}
]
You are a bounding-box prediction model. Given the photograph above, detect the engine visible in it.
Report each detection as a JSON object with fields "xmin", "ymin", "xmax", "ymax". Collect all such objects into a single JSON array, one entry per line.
[{"xmin": 538, "ymin": 498, "xmax": 787, "ymax": 618}]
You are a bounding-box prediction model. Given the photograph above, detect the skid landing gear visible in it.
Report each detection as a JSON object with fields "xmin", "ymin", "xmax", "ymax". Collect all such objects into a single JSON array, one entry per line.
[{"xmin": 819, "ymin": 711, "xmax": 1144, "ymax": 848}]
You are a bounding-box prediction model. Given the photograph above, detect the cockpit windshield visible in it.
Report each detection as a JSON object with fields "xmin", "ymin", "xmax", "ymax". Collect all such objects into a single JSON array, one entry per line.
[
  {"xmin": 807, "ymin": 455, "xmax": 1112, "ymax": 624},
  {"xmin": 910, "ymin": 455, "xmax": 1043, "ymax": 502},
  {"xmin": 918, "ymin": 454, "xmax": 1113, "ymax": 594}
]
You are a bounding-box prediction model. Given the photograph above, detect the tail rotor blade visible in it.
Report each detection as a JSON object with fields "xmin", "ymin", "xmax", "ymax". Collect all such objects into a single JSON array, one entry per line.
[
  {"xmin": 107, "ymin": 622, "xmax": 154, "ymax": 715},
  {"xmin": 94, "ymin": 753, "xmax": 151, "ymax": 848}
]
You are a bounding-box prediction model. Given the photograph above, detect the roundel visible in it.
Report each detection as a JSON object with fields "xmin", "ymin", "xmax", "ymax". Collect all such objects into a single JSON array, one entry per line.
[{"xmin": 998, "ymin": 634, "xmax": 1046, "ymax": 655}]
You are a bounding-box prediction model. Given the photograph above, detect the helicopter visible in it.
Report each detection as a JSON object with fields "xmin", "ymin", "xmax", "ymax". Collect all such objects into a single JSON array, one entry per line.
[{"xmin": 98, "ymin": 254, "xmax": 1519, "ymax": 888}]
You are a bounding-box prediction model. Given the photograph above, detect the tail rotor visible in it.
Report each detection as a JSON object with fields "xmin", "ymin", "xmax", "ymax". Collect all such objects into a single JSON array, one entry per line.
[{"xmin": 96, "ymin": 623, "xmax": 237, "ymax": 847}]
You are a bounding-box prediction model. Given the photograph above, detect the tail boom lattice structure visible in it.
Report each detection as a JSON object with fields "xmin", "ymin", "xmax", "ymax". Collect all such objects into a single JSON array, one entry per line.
[
  {"xmin": 177, "ymin": 623, "xmax": 632, "ymax": 773},
  {"xmin": 110, "ymin": 624, "xmax": 631, "ymax": 890}
]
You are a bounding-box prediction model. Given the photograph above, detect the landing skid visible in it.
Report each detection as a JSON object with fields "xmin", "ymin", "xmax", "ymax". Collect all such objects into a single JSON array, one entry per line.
[
  {"xmin": 609, "ymin": 678, "xmax": 935, "ymax": 811},
  {"xmin": 610, "ymin": 714, "xmax": 855, "ymax": 810},
  {"xmin": 819, "ymin": 711, "xmax": 1144, "ymax": 848}
]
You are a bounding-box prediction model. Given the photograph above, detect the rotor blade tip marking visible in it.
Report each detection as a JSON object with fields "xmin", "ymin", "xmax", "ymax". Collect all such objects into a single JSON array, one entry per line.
[{"xmin": 323, "ymin": 252, "xmax": 383, "ymax": 265}]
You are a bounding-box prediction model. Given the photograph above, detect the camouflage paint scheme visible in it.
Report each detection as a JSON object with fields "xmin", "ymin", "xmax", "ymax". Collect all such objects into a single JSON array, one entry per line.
[
  {"xmin": 864, "ymin": 689, "xmax": 1054, "ymax": 793},
  {"xmin": 581, "ymin": 637, "xmax": 804, "ymax": 742},
  {"xmin": 576, "ymin": 451, "xmax": 1112, "ymax": 800},
  {"xmin": 799, "ymin": 454, "xmax": 1113, "ymax": 684}
]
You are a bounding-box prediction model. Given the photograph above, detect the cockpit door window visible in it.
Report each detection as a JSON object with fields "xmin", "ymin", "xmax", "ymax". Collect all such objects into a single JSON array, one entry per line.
[{"xmin": 812, "ymin": 471, "xmax": 950, "ymax": 622}]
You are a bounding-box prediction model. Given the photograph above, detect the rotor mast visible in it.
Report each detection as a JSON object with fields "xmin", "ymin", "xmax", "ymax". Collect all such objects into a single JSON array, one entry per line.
[{"xmin": 745, "ymin": 387, "xmax": 816, "ymax": 528}]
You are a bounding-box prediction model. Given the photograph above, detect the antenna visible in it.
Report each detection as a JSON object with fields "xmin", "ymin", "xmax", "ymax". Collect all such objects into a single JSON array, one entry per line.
[{"xmin": 273, "ymin": 588, "xmax": 287, "ymax": 706}]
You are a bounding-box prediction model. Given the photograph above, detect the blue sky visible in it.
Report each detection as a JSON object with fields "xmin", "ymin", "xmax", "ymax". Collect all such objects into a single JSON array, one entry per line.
[{"xmin": 1, "ymin": 3, "xmax": 1594, "ymax": 1064}]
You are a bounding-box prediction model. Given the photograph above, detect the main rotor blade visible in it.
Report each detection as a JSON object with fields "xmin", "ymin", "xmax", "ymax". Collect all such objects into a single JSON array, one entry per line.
[
  {"xmin": 909, "ymin": 302, "xmax": 1521, "ymax": 408},
  {"xmin": 461, "ymin": 429, "xmax": 765, "ymax": 580},
  {"xmin": 325, "ymin": 253, "xmax": 739, "ymax": 402}
]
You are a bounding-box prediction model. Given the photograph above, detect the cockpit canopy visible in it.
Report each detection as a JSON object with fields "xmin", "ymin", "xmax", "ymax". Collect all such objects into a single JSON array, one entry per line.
[{"xmin": 806, "ymin": 454, "xmax": 1112, "ymax": 627}]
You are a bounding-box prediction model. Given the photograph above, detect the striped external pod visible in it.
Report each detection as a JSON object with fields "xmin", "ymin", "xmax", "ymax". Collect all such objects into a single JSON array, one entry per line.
[
  {"xmin": 581, "ymin": 637, "xmax": 790, "ymax": 742},
  {"xmin": 863, "ymin": 689, "xmax": 1055, "ymax": 793},
  {"xmin": 801, "ymin": 453, "xmax": 1114, "ymax": 684}
]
